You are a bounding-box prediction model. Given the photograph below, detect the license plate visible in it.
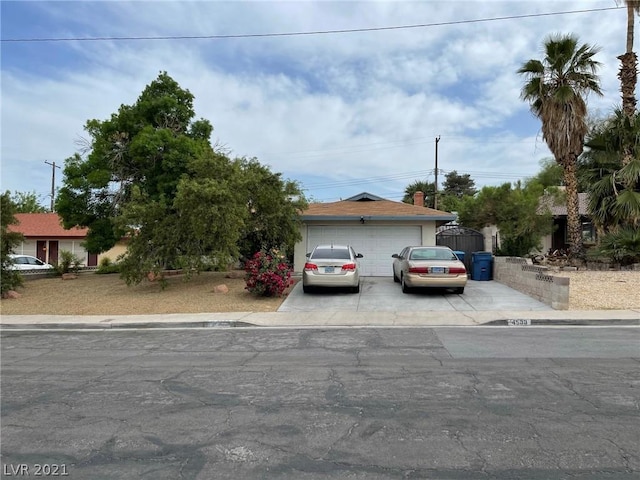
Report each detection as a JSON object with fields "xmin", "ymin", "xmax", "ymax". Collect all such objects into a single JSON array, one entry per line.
[
  {"xmin": 431, "ymin": 267, "xmax": 445, "ymax": 274},
  {"xmin": 324, "ymin": 266, "xmax": 335, "ymax": 273}
]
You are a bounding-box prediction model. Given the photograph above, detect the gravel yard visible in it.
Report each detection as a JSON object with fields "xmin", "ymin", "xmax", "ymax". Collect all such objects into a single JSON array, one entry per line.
[
  {"xmin": 554, "ymin": 270, "xmax": 640, "ymax": 310},
  {"xmin": 1, "ymin": 270, "xmax": 638, "ymax": 314}
]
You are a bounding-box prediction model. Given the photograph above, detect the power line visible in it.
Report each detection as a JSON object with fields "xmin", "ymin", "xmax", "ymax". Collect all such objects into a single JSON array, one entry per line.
[{"xmin": 1, "ymin": 7, "xmax": 620, "ymax": 43}]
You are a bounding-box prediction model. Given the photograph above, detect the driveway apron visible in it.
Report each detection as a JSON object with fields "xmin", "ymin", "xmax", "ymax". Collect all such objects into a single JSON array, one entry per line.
[{"xmin": 278, "ymin": 277, "xmax": 552, "ymax": 312}]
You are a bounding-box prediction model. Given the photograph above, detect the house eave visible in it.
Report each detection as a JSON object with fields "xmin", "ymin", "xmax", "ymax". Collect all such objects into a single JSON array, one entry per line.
[{"xmin": 301, "ymin": 215, "xmax": 456, "ymax": 222}]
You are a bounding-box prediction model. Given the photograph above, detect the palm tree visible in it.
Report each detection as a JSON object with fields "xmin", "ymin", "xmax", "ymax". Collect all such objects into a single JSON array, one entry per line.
[
  {"xmin": 581, "ymin": 109, "xmax": 640, "ymax": 231},
  {"xmin": 518, "ymin": 34, "xmax": 602, "ymax": 260},
  {"xmin": 403, "ymin": 180, "xmax": 435, "ymax": 207},
  {"xmin": 618, "ymin": 0, "xmax": 640, "ymax": 121}
]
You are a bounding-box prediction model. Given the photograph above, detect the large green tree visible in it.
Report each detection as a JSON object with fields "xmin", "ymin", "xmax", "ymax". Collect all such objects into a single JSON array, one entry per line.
[
  {"xmin": 518, "ymin": 33, "xmax": 602, "ymax": 260},
  {"xmin": 457, "ymin": 182, "xmax": 552, "ymax": 257},
  {"xmin": 236, "ymin": 158, "xmax": 307, "ymax": 261},
  {"xmin": 10, "ymin": 191, "xmax": 48, "ymax": 213},
  {"xmin": 1, "ymin": 193, "xmax": 24, "ymax": 294},
  {"xmin": 57, "ymin": 72, "xmax": 306, "ymax": 285},
  {"xmin": 442, "ymin": 171, "xmax": 477, "ymax": 198}
]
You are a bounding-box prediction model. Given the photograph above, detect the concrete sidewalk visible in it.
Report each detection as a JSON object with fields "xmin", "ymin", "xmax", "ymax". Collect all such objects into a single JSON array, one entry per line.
[{"xmin": 1, "ymin": 309, "xmax": 639, "ymax": 329}]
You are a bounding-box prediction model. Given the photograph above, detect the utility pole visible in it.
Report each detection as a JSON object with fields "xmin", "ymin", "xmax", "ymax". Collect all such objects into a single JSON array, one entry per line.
[
  {"xmin": 434, "ymin": 136, "xmax": 440, "ymax": 210},
  {"xmin": 44, "ymin": 160, "xmax": 60, "ymax": 212}
]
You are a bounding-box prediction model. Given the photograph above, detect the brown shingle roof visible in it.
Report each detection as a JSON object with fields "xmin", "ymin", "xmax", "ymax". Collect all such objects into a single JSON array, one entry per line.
[
  {"xmin": 301, "ymin": 193, "xmax": 455, "ymax": 220},
  {"xmin": 7, "ymin": 213, "xmax": 89, "ymax": 238}
]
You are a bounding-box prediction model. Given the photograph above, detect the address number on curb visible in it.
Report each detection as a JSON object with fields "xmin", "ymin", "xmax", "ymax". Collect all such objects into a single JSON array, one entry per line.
[{"xmin": 507, "ymin": 319, "xmax": 531, "ymax": 326}]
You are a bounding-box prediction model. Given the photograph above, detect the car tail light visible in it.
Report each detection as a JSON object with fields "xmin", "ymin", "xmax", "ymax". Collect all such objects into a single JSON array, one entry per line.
[
  {"xmin": 449, "ymin": 267, "xmax": 466, "ymax": 275},
  {"xmin": 341, "ymin": 263, "xmax": 356, "ymax": 271},
  {"xmin": 408, "ymin": 267, "xmax": 429, "ymax": 274},
  {"xmin": 304, "ymin": 263, "xmax": 318, "ymax": 271}
]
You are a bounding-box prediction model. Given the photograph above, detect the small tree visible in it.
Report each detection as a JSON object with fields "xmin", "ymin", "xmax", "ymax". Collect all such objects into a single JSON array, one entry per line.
[{"xmin": 1, "ymin": 192, "xmax": 24, "ymax": 294}]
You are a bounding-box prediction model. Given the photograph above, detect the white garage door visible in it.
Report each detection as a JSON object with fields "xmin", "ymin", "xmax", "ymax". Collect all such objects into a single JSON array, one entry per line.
[{"xmin": 307, "ymin": 225, "xmax": 422, "ymax": 276}]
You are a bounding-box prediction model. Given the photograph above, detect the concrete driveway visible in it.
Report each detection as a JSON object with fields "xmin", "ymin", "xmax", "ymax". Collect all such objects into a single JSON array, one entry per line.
[{"xmin": 278, "ymin": 277, "xmax": 552, "ymax": 312}]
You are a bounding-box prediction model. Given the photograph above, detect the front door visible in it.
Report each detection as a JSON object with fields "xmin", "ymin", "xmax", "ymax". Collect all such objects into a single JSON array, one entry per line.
[
  {"xmin": 36, "ymin": 241, "xmax": 47, "ymax": 263},
  {"xmin": 48, "ymin": 241, "xmax": 59, "ymax": 265}
]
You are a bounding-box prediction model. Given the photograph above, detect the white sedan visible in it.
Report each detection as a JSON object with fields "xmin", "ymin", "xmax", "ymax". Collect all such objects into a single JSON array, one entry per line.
[{"xmin": 7, "ymin": 254, "xmax": 54, "ymax": 271}]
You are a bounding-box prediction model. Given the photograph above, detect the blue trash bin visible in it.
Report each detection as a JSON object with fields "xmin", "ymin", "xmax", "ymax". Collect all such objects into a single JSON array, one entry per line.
[
  {"xmin": 453, "ymin": 251, "xmax": 465, "ymax": 263},
  {"xmin": 471, "ymin": 251, "xmax": 493, "ymax": 281}
]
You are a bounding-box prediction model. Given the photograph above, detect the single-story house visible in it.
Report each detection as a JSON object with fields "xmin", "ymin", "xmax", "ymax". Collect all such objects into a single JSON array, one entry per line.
[
  {"xmin": 538, "ymin": 191, "xmax": 595, "ymax": 253},
  {"xmin": 7, "ymin": 213, "xmax": 126, "ymax": 267},
  {"xmin": 293, "ymin": 192, "xmax": 456, "ymax": 276}
]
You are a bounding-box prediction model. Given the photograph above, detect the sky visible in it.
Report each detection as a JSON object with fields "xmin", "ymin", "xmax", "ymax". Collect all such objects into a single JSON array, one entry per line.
[{"xmin": 0, "ymin": 1, "xmax": 633, "ymax": 207}]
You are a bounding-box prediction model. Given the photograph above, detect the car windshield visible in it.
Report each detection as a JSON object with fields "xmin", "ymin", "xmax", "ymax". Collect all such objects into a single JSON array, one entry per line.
[
  {"xmin": 311, "ymin": 248, "xmax": 351, "ymax": 260},
  {"xmin": 410, "ymin": 249, "xmax": 456, "ymax": 261}
]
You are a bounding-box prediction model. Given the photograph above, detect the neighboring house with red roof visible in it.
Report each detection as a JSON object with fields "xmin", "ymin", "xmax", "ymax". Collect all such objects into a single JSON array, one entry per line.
[
  {"xmin": 7, "ymin": 213, "xmax": 98, "ymax": 266},
  {"xmin": 294, "ymin": 192, "xmax": 456, "ymax": 276}
]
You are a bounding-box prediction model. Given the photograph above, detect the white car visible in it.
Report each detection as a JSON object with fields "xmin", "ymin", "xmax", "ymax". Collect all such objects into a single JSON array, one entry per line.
[
  {"xmin": 303, "ymin": 244, "xmax": 363, "ymax": 293},
  {"xmin": 7, "ymin": 254, "xmax": 54, "ymax": 271}
]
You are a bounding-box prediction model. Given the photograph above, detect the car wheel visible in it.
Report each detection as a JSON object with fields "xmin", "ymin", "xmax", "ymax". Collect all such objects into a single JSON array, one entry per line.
[
  {"xmin": 393, "ymin": 270, "xmax": 399, "ymax": 283},
  {"xmin": 401, "ymin": 275, "xmax": 411, "ymax": 294},
  {"xmin": 303, "ymin": 285, "xmax": 311, "ymax": 293},
  {"xmin": 352, "ymin": 283, "xmax": 360, "ymax": 294},
  {"xmin": 455, "ymin": 287, "xmax": 465, "ymax": 294}
]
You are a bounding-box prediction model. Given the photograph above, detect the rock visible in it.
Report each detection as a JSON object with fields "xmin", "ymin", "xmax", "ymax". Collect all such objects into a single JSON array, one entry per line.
[
  {"xmin": 2, "ymin": 290, "xmax": 21, "ymax": 299},
  {"xmin": 213, "ymin": 284, "xmax": 229, "ymax": 294},
  {"xmin": 147, "ymin": 272, "xmax": 163, "ymax": 282},
  {"xmin": 62, "ymin": 273, "xmax": 78, "ymax": 280},
  {"xmin": 225, "ymin": 271, "xmax": 245, "ymax": 279}
]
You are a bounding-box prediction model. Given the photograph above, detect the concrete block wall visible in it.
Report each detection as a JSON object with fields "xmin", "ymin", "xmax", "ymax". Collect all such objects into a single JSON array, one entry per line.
[{"xmin": 493, "ymin": 256, "xmax": 570, "ymax": 310}]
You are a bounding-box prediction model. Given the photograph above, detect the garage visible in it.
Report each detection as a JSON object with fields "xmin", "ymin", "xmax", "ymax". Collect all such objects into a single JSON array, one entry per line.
[
  {"xmin": 307, "ymin": 225, "xmax": 421, "ymax": 276},
  {"xmin": 294, "ymin": 192, "xmax": 456, "ymax": 277}
]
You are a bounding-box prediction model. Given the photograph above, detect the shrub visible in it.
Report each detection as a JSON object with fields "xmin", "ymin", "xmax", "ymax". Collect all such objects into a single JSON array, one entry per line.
[
  {"xmin": 96, "ymin": 256, "xmax": 120, "ymax": 274},
  {"xmin": 56, "ymin": 250, "xmax": 82, "ymax": 275},
  {"xmin": 244, "ymin": 248, "xmax": 293, "ymax": 297},
  {"xmin": 596, "ymin": 227, "xmax": 640, "ymax": 266}
]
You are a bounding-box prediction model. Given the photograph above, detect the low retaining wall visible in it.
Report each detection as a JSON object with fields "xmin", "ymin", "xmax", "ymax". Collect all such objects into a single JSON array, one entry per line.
[{"xmin": 493, "ymin": 256, "xmax": 570, "ymax": 310}]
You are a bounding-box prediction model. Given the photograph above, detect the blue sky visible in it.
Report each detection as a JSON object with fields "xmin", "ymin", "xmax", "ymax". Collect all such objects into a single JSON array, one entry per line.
[{"xmin": 0, "ymin": 1, "xmax": 631, "ymax": 206}]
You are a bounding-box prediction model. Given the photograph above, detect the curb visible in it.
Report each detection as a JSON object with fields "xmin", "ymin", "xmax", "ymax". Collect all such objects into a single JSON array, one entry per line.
[
  {"xmin": 483, "ymin": 318, "xmax": 640, "ymax": 326},
  {"xmin": 1, "ymin": 319, "xmax": 638, "ymax": 330},
  {"xmin": 0, "ymin": 321, "xmax": 257, "ymax": 330}
]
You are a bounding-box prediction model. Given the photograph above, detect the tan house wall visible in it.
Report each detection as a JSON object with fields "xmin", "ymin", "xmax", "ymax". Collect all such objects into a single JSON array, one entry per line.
[{"xmin": 98, "ymin": 242, "xmax": 129, "ymax": 264}]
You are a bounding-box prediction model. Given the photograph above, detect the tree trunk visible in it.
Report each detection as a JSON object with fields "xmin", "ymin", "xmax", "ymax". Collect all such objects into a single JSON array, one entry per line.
[
  {"xmin": 618, "ymin": 51, "xmax": 638, "ymax": 125},
  {"xmin": 562, "ymin": 158, "xmax": 583, "ymax": 260}
]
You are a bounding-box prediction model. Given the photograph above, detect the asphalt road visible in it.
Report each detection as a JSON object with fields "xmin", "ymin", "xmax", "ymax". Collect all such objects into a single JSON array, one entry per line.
[{"xmin": 1, "ymin": 327, "xmax": 639, "ymax": 479}]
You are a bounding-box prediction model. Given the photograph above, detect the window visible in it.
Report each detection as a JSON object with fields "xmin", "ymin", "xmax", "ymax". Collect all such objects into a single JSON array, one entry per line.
[{"xmin": 582, "ymin": 222, "xmax": 596, "ymax": 244}]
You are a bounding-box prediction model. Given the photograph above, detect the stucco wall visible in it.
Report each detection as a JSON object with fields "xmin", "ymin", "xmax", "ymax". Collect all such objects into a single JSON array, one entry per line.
[
  {"xmin": 493, "ymin": 256, "xmax": 570, "ymax": 310},
  {"xmin": 294, "ymin": 221, "xmax": 438, "ymax": 274},
  {"xmin": 14, "ymin": 239, "xmax": 89, "ymax": 265}
]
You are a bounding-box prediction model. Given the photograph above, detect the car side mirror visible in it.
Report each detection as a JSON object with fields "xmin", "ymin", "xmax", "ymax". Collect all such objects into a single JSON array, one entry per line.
[
  {"xmin": 356, "ymin": 253, "xmax": 363, "ymax": 258},
  {"xmin": 306, "ymin": 253, "xmax": 310, "ymax": 258},
  {"xmin": 391, "ymin": 254, "xmax": 399, "ymax": 258}
]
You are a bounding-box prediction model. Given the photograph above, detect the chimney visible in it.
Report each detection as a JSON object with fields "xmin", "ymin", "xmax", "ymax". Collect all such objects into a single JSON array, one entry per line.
[{"xmin": 413, "ymin": 191, "xmax": 425, "ymax": 207}]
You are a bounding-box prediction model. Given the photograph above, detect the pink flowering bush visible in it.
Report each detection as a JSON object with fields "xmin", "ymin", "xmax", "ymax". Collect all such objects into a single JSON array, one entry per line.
[{"xmin": 244, "ymin": 248, "xmax": 293, "ymax": 297}]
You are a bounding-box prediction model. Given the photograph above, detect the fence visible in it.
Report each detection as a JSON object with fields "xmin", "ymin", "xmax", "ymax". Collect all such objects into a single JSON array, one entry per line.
[{"xmin": 493, "ymin": 256, "xmax": 570, "ymax": 310}]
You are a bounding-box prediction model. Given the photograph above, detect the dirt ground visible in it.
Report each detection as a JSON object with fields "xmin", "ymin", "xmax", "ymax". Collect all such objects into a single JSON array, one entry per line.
[
  {"xmin": 1, "ymin": 270, "xmax": 638, "ymax": 315},
  {"xmin": 0, "ymin": 271, "xmax": 295, "ymax": 315}
]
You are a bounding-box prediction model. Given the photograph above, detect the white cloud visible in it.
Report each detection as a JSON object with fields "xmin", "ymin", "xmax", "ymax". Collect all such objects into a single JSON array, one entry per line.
[{"xmin": 1, "ymin": 0, "xmax": 633, "ymax": 204}]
